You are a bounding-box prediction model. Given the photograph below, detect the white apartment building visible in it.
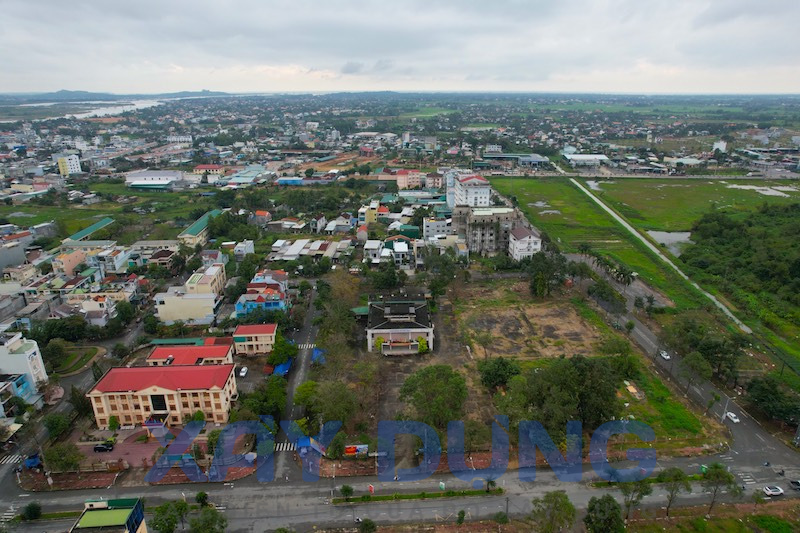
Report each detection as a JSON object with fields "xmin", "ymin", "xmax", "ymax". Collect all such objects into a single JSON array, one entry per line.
[{"xmin": 453, "ymin": 174, "xmax": 492, "ymax": 207}]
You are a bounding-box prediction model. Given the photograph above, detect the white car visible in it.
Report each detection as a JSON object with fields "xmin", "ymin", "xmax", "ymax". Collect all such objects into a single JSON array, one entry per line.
[
  {"xmin": 726, "ymin": 412, "xmax": 740, "ymax": 423},
  {"xmin": 239, "ymin": 366, "xmax": 248, "ymax": 378},
  {"xmin": 763, "ymin": 486, "xmax": 784, "ymax": 497},
  {"xmin": 659, "ymin": 350, "xmax": 671, "ymax": 361}
]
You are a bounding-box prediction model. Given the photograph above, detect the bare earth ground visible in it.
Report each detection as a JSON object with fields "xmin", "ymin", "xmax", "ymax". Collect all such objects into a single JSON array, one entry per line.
[{"xmin": 456, "ymin": 281, "xmax": 604, "ymax": 360}]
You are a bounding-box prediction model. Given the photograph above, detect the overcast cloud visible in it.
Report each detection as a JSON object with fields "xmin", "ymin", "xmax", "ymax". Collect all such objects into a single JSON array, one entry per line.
[{"xmin": 1, "ymin": 0, "xmax": 798, "ymax": 94}]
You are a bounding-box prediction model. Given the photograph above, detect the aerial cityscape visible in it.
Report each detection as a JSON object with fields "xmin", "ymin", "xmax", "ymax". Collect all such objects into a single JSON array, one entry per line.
[{"xmin": 0, "ymin": 1, "xmax": 799, "ymax": 532}]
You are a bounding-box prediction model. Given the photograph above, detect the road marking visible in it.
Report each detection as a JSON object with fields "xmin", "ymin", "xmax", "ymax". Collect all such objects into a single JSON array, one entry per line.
[
  {"xmin": 756, "ymin": 434, "xmax": 766, "ymax": 443},
  {"xmin": 276, "ymin": 441, "xmax": 297, "ymax": 452},
  {"xmin": 298, "ymin": 343, "xmax": 316, "ymax": 350},
  {"xmin": 0, "ymin": 454, "xmax": 23, "ymax": 465}
]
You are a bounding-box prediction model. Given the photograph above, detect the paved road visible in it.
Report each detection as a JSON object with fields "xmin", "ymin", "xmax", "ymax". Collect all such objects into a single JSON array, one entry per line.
[{"xmin": 569, "ymin": 177, "xmax": 752, "ymax": 333}]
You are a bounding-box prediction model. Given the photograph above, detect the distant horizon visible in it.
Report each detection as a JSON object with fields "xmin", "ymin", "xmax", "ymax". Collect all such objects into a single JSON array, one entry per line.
[{"xmin": 3, "ymin": 89, "xmax": 800, "ymax": 98}]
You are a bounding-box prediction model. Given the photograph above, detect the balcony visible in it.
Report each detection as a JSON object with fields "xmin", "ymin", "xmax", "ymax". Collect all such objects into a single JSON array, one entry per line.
[{"xmin": 381, "ymin": 342, "xmax": 420, "ymax": 356}]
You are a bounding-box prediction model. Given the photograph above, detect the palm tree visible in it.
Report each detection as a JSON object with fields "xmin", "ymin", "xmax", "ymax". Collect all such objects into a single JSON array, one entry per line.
[
  {"xmin": 578, "ymin": 242, "xmax": 592, "ymax": 256},
  {"xmin": 485, "ymin": 478, "xmax": 497, "ymax": 492}
]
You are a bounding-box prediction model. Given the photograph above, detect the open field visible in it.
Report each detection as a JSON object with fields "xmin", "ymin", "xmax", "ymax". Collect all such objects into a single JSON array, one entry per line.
[
  {"xmin": 455, "ymin": 280, "xmax": 604, "ymax": 360},
  {"xmin": 490, "ymin": 177, "xmax": 701, "ymax": 309},
  {"xmin": 451, "ymin": 279, "xmax": 716, "ymax": 445},
  {"xmin": 590, "ymin": 178, "xmax": 800, "ymax": 231}
]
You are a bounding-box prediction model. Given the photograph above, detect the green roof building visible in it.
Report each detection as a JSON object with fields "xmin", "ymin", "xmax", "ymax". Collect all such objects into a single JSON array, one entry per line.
[
  {"xmin": 66, "ymin": 218, "xmax": 115, "ymax": 242},
  {"xmin": 70, "ymin": 498, "xmax": 146, "ymax": 533},
  {"xmin": 178, "ymin": 209, "xmax": 222, "ymax": 247}
]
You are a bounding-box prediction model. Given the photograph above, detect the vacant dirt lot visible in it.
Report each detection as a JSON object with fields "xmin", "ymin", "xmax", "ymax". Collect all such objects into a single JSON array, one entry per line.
[{"xmin": 456, "ymin": 281, "xmax": 604, "ymax": 360}]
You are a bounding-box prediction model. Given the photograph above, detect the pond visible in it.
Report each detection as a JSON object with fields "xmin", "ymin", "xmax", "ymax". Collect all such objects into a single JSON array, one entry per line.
[{"xmin": 647, "ymin": 230, "xmax": 693, "ymax": 257}]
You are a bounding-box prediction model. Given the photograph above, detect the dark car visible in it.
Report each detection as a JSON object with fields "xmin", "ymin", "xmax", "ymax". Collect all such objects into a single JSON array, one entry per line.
[
  {"xmin": 94, "ymin": 442, "xmax": 114, "ymax": 453},
  {"xmin": 789, "ymin": 480, "xmax": 800, "ymax": 490}
]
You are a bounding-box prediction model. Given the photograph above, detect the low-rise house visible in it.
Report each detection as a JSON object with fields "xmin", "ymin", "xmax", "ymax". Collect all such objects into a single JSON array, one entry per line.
[
  {"xmin": 87, "ymin": 364, "xmax": 237, "ymax": 429},
  {"xmin": 309, "ymin": 214, "xmax": 327, "ymax": 234},
  {"xmin": 364, "ymin": 240, "xmax": 382, "ymax": 265},
  {"xmin": 509, "ymin": 226, "xmax": 542, "ymax": 261},
  {"xmin": 200, "ymin": 249, "xmax": 228, "ymax": 268},
  {"xmin": 366, "ymin": 296, "xmax": 434, "ymax": 355},
  {"xmin": 233, "ymin": 240, "xmax": 255, "ymax": 261},
  {"xmin": 233, "ymin": 324, "xmax": 277, "ymax": 356},
  {"xmin": 249, "ymin": 210, "xmax": 273, "ymax": 227}
]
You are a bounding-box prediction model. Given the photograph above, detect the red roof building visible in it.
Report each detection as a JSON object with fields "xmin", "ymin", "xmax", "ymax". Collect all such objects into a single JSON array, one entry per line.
[
  {"xmin": 87, "ymin": 364, "xmax": 238, "ymax": 429},
  {"xmin": 147, "ymin": 344, "xmax": 234, "ymax": 366},
  {"xmin": 234, "ymin": 324, "xmax": 278, "ymax": 356}
]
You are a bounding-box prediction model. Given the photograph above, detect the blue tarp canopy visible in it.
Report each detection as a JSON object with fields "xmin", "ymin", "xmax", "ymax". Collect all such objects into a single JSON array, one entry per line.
[
  {"xmin": 274, "ymin": 358, "xmax": 293, "ymax": 376},
  {"xmin": 311, "ymin": 348, "xmax": 326, "ymax": 365}
]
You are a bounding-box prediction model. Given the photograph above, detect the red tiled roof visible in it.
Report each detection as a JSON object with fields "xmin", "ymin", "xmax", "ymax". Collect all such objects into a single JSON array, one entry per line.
[
  {"xmin": 377, "ymin": 206, "xmax": 389, "ymax": 213},
  {"xmin": 2, "ymin": 231, "xmax": 31, "ymax": 241},
  {"xmin": 255, "ymin": 210, "xmax": 271, "ymax": 216},
  {"xmin": 92, "ymin": 364, "xmax": 234, "ymax": 393},
  {"xmin": 234, "ymin": 324, "xmax": 277, "ymax": 336},
  {"xmin": 204, "ymin": 337, "xmax": 233, "ymax": 346},
  {"xmin": 148, "ymin": 345, "xmax": 232, "ymax": 364}
]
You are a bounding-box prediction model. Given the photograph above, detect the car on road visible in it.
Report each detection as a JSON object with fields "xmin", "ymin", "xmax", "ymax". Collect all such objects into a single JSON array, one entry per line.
[
  {"xmin": 726, "ymin": 412, "xmax": 740, "ymax": 423},
  {"xmin": 659, "ymin": 350, "xmax": 671, "ymax": 360},
  {"xmin": 239, "ymin": 366, "xmax": 248, "ymax": 378},
  {"xmin": 763, "ymin": 486, "xmax": 784, "ymax": 496},
  {"xmin": 94, "ymin": 442, "xmax": 114, "ymax": 453},
  {"xmin": 789, "ymin": 480, "xmax": 800, "ymax": 491}
]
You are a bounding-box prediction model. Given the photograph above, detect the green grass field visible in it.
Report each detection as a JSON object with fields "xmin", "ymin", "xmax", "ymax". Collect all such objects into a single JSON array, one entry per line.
[
  {"xmin": 491, "ymin": 177, "xmax": 701, "ymax": 308},
  {"xmin": 590, "ymin": 178, "xmax": 800, "ymax": 231},
  {"xmin": 398, "ymin": 106, "xmax": 456, "ymax": 118}
]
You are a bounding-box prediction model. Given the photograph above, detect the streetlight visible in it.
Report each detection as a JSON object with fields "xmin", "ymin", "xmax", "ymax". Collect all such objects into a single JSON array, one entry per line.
[{"xmin": 720, "ymin": 396, "xmax": 731, "ymax": 422}]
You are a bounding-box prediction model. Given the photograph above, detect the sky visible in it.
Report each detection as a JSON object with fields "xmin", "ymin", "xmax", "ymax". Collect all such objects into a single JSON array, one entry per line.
[{"xmin": 1, "ymin": 0, "xmax": 798, "ymax": 95}]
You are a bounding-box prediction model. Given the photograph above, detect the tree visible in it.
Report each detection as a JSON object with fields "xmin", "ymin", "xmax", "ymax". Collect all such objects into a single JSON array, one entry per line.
[
  {"xmin": 43, "ymin": 413, "xmax": 70, "ymax": 440},
  {"xmin": 189, "ymin": 507, "xmax": 226, "ymax": 533},
  {"xmin": 658, "ymin": 467, "xmax": 691, "ymax": 517},
  {"xmin": 42, "ymin": 338, "xmax": 69, "ymax": 367},
  {"xmin": 619, "ymin": 479, "xmax": 652, "ymax": 520},
  {"xmin": 705, "ymin": 392, "xmax": 721, "ymax": 416},
  {"xmin": 116, "ymin": 300, "xmax": 135, "ymax": 324},
  {"xmin": 530, "ymin": 491, "xmax": 576, "ymax": 533},
  {"xmin": 400, "ymin": 365, "xmax": 467, "ymax": 430},
  {"xmin": 485, "ymin": 478, "xmax": 497, "ymax": 493},
  {"xmin": 112, "ymin": 343, "xmax": 129, "ymax": 358},
  {"xmin": 477, "ymin": 357, "xmax": 521, "ymax": 390},
  {"xmin": 584, "ymin": 494, "xmax": 624, "ymax": 533},
  {"xmin": 151, "ymin": 502, "xmax": 178, "ymax": 533},
  {"xmin": 293, "ymin": 380, "xmax": 317, "ymax": 411},
  {"xmin": 327, "ymin": 432, "xmax": 346, "ymax": 459},
  {"xmin": 195, "ymin": 491, "xmax": 209, "ymax": 506},
  {"xmin": 43, "ymin": 442, "xmax": 84, "ymax": 471},
  {"xmin": 751, "ymin": 492, "xmax": 765, "ymax": 514},
  {"xmin": 173, "ymin": 500, "xmax": 189, "ymax": 530},
  {"xmin": 206, "ymin": 429, "xmax": 222, "ymax": 457},
  {"xmin": 339, "ymin": 484, "xmax": 354, "ymax": 501},
  {"xmin": 192, "ymin": 410, "xmax": 206, "ymax": 422},
  {"xmin": 144, "ymin": 314, "xmax": 160, "ymax": 334},
  {"xmin": 702, "ymin": 462, "xmax": 741, "ymax": 515},
  {"xmin": 313, "ymin": 381, "xmax": 358, "ymax": 426},
  {"xmin": 70, "ymin": 385, "xmax": 93, "ymax": 417},
  {"xmin": 109, "ymin": 415, "xmax": 120, "ymax": 432},
  {"xmin": 21, "ymin": 501, "xmax": 42, "ymax": 521},
  {"xmin": 359, "ymin": 518, "xmax": 377, "ymax": 533},
  {"xmin": 91, "ymin": 361, "xmax": 105, "ymax": 382},
  {"xmin": 472, "ymin": 331, "xmax": 494, "ymax": 359},
  {"xmin": 678, "ymin": 351, "xmax": 712, "ymax": 393},
  {"xmin": 457, "ymin": 510, "xmax": 466, "ymax": 524}
]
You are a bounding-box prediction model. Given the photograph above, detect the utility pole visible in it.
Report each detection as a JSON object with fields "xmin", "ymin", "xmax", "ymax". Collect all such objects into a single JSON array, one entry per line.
[
  {"xmin": 720, "ymin": 396, "xmax": 731, "ymax": 422},
  {"xmin": 505, "ymin": 497, "xmax": 509, "ymax": 515}
]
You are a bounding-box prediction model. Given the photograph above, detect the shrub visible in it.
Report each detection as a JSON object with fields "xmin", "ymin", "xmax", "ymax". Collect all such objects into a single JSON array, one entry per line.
[{"xmin": 22, "ymin": 501, "xmax": 42, "ymax": 520}]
